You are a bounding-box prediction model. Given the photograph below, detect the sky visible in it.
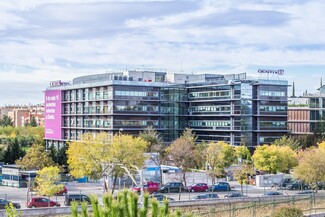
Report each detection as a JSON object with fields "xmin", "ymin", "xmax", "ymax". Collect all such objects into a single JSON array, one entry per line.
[{"xmin": 0, "ymin": 0, "xmax": 325, "ymax": 105}]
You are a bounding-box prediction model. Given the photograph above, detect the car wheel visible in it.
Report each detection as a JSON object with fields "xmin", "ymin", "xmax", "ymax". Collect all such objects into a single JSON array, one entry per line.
[
  {"xmin": 191, "ymin": 189, "xmax": 195, "ymax": 193},
  {"xmin": 153, "ymin": 191, "xmax": 157, "ymax": 194},
  {"xmin": 205, "ymin": 189, "xmax": 208, "ymax": 192},
  {"xmin": 32, "ymin": 205, "xmax": 36, "ymax": 208}
]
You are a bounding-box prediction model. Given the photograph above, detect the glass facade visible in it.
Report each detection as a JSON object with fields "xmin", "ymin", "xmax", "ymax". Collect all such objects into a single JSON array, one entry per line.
[{"xmin": 46, "ymin": 72, "xmax": 288, "ymax": 147}]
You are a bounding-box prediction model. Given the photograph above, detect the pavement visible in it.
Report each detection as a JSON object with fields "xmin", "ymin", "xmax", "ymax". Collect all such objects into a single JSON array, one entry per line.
[{"xmin": 0, "ymin": 180, "xmax": 324, "ymax": 209}]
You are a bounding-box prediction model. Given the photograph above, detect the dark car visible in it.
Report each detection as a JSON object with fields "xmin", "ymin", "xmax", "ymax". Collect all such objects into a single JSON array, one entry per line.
[
  {"xmin": 187, "ymin": 183, "xmax": 208, "ymax": 192},
  {"xmin": 26, "ymin": 197, "xmax": 60, "ymax": 208},
  {"xmin": 159, "ymin": 182, "xmax": 185, "ymax": 193},
  {"xmin": 191, "ymin": 193, "xmax": 219, "ymax": 200},
  {"xmin": 224, "ymin": 192, "xmax": 245, "ymax": 198},
  {"xmin": 150, "ymin": 194, "xmax": 174, "ymax": 202},
  {"xmin": 263, "ymin": 191, "xmax": 283, "ymax": 197},
  {"xmin": 64, "ymin": 194, "xmax": 91, "ymax": 206},
  {"xmin": 286, "ymin": 181, "xmax": 310, "ymax": 190},
  {"xmin": 296, "ymin": 190, "xmax": 314, "ymax": 195},
  {"xmin": 0, "ymin": 199, "xmax": 21, "ymax": 209},
  {"xmin": 209, "ymin": 182, "xmax": 231, "ymax": 192}
]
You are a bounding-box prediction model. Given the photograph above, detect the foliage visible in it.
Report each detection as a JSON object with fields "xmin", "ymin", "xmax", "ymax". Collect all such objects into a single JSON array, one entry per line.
[
  {"xmin": 235, "ymin": 146, "xmax": 251, "ymax": 162},
  {"xmin": 48, "ymin": 144, "xmax": 68, "ymax": 166},
  {"xmin": 233, "ymin": 163, "xmax": 254, "ymax": 195},
  {"xmin": 67, "ymin": 132, "xmax": 148, "ymax": 193},
  {"xmin": 139, "ymin": 126, "xmax": 162, "ymax": 153},
  {"xmin": 16, "ymin": 143, "xmax": 55, "ymax": 170},
  {"xmin": 0, "ymin": 115, "xmax": 13, "ymax": 127},
  {"xmin": 271, "ymin": 206, "xmax": 303, "ymax": 217},
  {"xmin": 35, "ymin": 166, "xmax": 63, "ymax": 197},
  {"xmin": 294, "ymin": 147, "xmax": 325, "ymax": 190},
  {"xmin": 273, "ymin": 136, "xmax": 300, "ymax": 151},
  {"xmin": 67, "ymin": 132, "xmax": 112, "ymax": 179},
  {"xmin": 252, "ymin": 145, "xmax": 298, "ymax": 174},
  {"xmin": 25, "ymin": 117, "xmax": 38, "ymax": 127},
  {"xmin": 167, "ymin": 129, "xmax": 197, "ymax": 186},
  {"xmin": 206, "ymin": 141, "xmax": 236, "ymax": 185},
  {"xmin": 2, "ymin": 137, "xmax": 26, "ymax": 164},
  {"xmin": 71, "ymin": 190, "xmax": 184, "ymax": 217},
  {"xmin": 5, "ymin": 202, "xmax": 22, "ymax": 217},
  {"xmin": 193, "ymin": 141, "xmax": 207, "ymax": 170}
]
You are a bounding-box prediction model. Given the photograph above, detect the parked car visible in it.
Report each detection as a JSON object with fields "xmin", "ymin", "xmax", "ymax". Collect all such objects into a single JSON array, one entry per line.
[
  {"xmin": 57, "ymin": 185, "xmax": 68, "ymax": 195},
  {"xmin": 286, "ymin": 181, "xmax": 310, "ymax": 190},
  {"xmin": 224, "ymin": 192, "xmax": 245, "ymax": 198},
  {"xmin": 187, "ymin": 183, "xmax": 208, "ymax": 192},
  {"xmin": 26, "ymin": 197, "xmax": 60, "ymax": 208},
  {"xmin": 191, "ymin": 193, "xmax": 219, "ymax": 200},
  {"xmin": 150, "ymin": 194, "xmax": 174, "ymax": 202},
  {"xmin": 64, "ymin": 194, "xmax": 91, "ymax": 206},
  {"xmin": 132, "ymin": 182, "xmax": 159, "ymax": 194},
  {"xmin": 159, "ymin": 182, "xmax": 185, "ymax": 193},
  {"xmin": 296, "ymin": 190, "xmax": 315, "ymax": 195},
  {"xmin": 209, "ymin": 182, "xmax": 231, "ymax": 192},
  {"xmin": 263, "ymin": 191, "xmax": 283, "ymax": 197},
  {"xmin": 0, "ymin": 199, "xmax": 21, "ymax": 209}
]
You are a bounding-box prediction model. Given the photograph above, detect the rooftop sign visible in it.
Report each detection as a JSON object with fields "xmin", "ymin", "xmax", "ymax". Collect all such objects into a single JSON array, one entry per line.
[{"xmin": 258, "ymin": 69, "xmax": 284, "ymax": 75}]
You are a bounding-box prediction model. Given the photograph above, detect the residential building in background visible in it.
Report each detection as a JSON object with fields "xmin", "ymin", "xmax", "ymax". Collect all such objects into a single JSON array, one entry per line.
[
  {"xmin": 288, "ymin": 85, "xmax": 325, "ymax": 135},
  {"xmin": 0, "ymin": 104, "xmax": 44, "ymax": 127},
  {"xmin": 44, "ymin": 70, "xmax": 288, "ymax": 148}
]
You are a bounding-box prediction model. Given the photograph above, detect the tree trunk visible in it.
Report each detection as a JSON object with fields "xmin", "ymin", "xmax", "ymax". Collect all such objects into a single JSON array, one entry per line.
[
  {"xmin": 111, "ymin": 174, "xmax": 118, "ymax": 194},
  {"xmin": 241, "ymin": 183, "xmax": 243, "ymax": 195}
]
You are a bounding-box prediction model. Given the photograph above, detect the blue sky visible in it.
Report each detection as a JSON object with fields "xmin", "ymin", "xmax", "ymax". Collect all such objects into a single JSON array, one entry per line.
[{"xmin": 0, "ymin": 0, "xmax": 324, "ymax": 105}]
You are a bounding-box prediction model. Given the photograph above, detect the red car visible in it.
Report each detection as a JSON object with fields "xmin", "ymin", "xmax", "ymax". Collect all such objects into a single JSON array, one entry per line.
[
  {"xmin": 57, "ymin": 186, "xmax": 68, "ymax": 195},
  {"xmin": 26, "ymin": 197, "xmax": 60, "ymax": 208},
  {"xmin": 187, "ymin": 183, "xmax": 209, "ymax": 192},
  {"xmin": 132, "ymin": 182, "xmax": 159, "ymax": 194}
]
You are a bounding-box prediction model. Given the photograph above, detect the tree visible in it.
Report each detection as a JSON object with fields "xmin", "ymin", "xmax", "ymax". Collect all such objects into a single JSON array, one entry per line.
[
  {"xmin": 166, "ymin": 128, "xmax": 197, "ymax": 187},
  {"xmin": 235, "ymin": 146, "xmax": 251, "ymax": 163},
  {"xmin": 2, "ymin": 137, "xmax": 26, "ymax": 164},
  {"xmin": 139, "ymin": 126, "xmax": 166, "ymax": 184},
  {"xmin": 273, "ymin": 136, "xmax": 300, "ymax": 151},
  {"xmin": 233, "ymin": 163, "xmax": 254, "ymax": 195},
  {"xmin": 206, "ymin": 141, "xmax": 236, "ymax": 187},
  {"xmin": 35, "ymin": 166, "xmax": 63, "ymax": 197},
  {"xmin": 67, "ymin": 132, "xmax": 148, "ymax": 193},
  {"xmin": 0, "ymin": 115, "xmax": 13, "ymax": 127},
  {"xmin": 193, "ymin": 141, "xmax": 207, "ymax": 170},
  {"xmin": 252, "ymin": 145, "xmax": 298, "ymax": 174},
  {"xmin": 67, "ymin": 132, "xmax": 112, "ymax": 180},
  {"xmin": 16, "ymin": 144, "xmax": 55, "ymax": 170},
  {"xmin": 294, "ymin": 147, "xmax": 325, "ymax": 191}
]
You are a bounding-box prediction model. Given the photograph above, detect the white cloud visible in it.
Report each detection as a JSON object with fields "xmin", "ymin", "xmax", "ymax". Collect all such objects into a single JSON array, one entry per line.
[{"xmin": 0, "ymin": 0, "xmax": 324, "ymax": 105}]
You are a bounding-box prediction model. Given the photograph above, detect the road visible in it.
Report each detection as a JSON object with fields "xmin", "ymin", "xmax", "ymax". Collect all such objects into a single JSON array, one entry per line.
[{"xmin": 0, "ymin": 181, "xmax": 323, "ymax": 209}]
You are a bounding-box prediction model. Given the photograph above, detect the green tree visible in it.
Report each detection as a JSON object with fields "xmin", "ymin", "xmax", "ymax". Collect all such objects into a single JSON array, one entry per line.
[
  {"xmin": 16, "ymin": 143, "xmax": 55, "ymax": 170},
  {"xmin": 252, "ymin": 145, "xmax": 298, "ymax": 174},
  {"xmin": 3, "ymin": 137, "xmax": 26, "ymax": 164},
  {"xmin": 294, "ymin": 146, "xmax": 325, "ymax": 191},
  {"xmin": 273, "ymin": 136, "xmax": 300, "ymax": 151},
  {"xmin": 193, "ymin": 141, "xmax": 207, "ymax": 170},
  {"xmin": 233, "ymin": 163, "xmax": 254, "ymax": 195},
  {"xmin": 235, "ymin": 146, "xmax": 251, "ymax": 162},
  {"xmin": 206, "ymin": 141, "xmax": 236, "ymax": 186},
  {"xmin": 0, "ymin": 115, "xmax": 13, "ymax": 127},
  {"xmin": 35, "ymin": 166, "xmax": 63, "ymax": 197}
]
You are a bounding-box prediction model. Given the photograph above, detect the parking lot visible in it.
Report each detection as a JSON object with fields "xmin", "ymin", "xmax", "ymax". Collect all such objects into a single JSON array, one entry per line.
[{"xmin": 1, "ymin": 180, "xmax": 324, "ymax": 209}]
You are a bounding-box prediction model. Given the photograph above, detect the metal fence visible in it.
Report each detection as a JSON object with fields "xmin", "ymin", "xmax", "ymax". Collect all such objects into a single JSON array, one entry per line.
[{"xmin": 170, "ymin": 195, "xmax": 325, "ymax": 217}]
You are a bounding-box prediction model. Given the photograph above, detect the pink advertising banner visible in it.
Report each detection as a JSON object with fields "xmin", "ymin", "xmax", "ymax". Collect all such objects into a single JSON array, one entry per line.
[{"xmin": 44, "ymin": 90, "xmax": 62, "ymax": 140}]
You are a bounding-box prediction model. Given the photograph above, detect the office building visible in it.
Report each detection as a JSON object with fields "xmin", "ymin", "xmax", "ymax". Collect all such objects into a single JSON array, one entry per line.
[{"xmin": 44, "ymin": 70, "xmax": 288, "ymax": 148}]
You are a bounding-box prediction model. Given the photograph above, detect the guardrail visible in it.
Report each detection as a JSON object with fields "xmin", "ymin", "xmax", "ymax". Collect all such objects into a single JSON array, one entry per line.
[{"xmin": 0, "ymin": 194, "xmax": 322, "ymax": 217}]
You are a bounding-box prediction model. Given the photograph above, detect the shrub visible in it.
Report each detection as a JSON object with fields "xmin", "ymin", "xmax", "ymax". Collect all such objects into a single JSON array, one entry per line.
[{"xmin": 271, "ymin": 207, "xmax": 303, "ymax": 217}]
